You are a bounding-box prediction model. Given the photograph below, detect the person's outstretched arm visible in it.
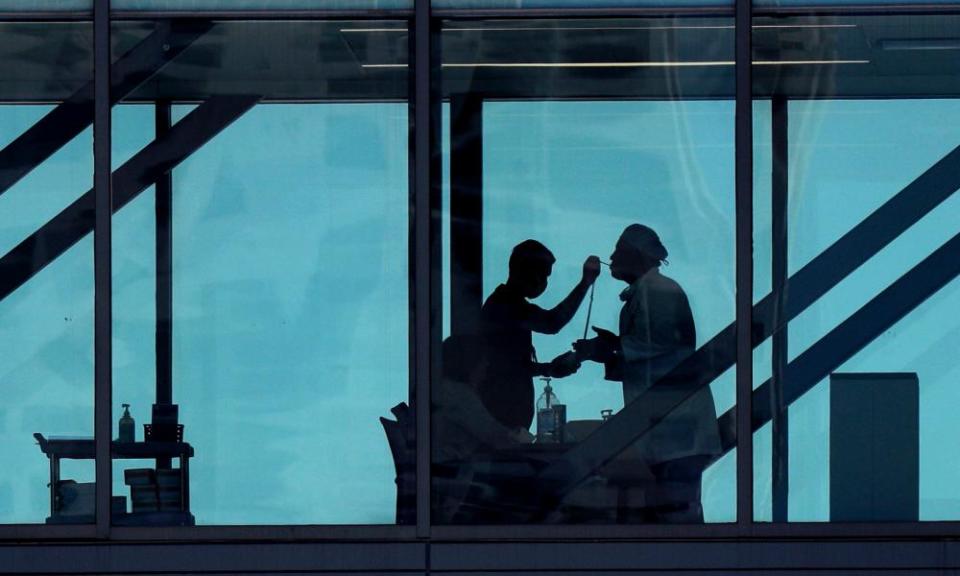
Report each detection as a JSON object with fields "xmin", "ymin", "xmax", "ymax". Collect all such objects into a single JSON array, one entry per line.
[
  {"xmin": 524, "ymin": 256, "xmax": 601, "ymax": 335},
  {"xmin": 532, "ymin": 351, "xmax": 581, "ymax": 378}
]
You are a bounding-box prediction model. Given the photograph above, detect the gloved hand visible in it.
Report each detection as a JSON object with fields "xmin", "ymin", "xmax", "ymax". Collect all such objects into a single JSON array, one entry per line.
[
  {"xmin": 573, "ymin": 326, "xmax": 620, "ymax": 362},
  {"xmin": 547, "ymin": 351, "xmax": 581, "ymax": 378},
  {"xmin": 581, "ymin": 255, "xmax": 601, "ymax": 284}
]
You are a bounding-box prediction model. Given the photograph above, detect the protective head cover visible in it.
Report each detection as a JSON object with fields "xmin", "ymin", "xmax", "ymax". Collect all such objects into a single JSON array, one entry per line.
[{"xmin": 620, "ymin": 224, "xmax": 668, "ymax": 263}]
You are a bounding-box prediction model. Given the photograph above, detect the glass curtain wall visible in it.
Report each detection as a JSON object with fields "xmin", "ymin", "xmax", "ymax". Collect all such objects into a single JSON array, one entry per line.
[
  {"xmin": 5, "ymin": 0, "xmax": 960, "ymax": 535},
  {"xmin": 0, "ymin": 16, "xmax": 96, "ymax": 525},
  {"xmin": 109, "ymin": 1, "xmax": 413, "ymax": 9},
  {"xmin": 752, "ymin": 13, "xmax": 960, "ymax": 522},
  {"xmin": 108, "ymin": 17, "xmax": 410, "ymax": 525},
  {"xmin": 433, "ymin": 16, "xmax": 738, "ymax": 524},
  {"xmin": 431, "ymin": 1, "xmax": 730, "ymax": 7}
]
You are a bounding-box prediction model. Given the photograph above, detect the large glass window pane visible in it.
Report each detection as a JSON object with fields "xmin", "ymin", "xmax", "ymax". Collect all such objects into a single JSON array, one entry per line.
[
  {"xmin": 0, "ymin": 2, "xmax": 91, "ymax": 11},
  {"xmin": 752, "ymin": 13, "xmax": 960, "ymax": 522},
  {"xmin": 754, "ymin": 0, "xmax": 952, "ymax": 6},
  {"xmin": 432, "ymin": 1, "xmax": 732, "ymax": 7},
  {"xmin": 110, "ymin": 1, "xmax": 411, "ymax": 10},
  {"xmin": 433, "ymin": 17, "xmax": 736, "ymax": 524},
  {"xmin": 0, "ymin": 19, "xmax": 95, "ymax": 524},
  {"xmin": 110, "ymin": 19, "xmax": 409, "ymax": 525}
]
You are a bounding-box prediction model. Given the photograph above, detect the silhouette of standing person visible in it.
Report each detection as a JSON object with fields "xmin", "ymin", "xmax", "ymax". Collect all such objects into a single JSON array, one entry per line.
[
  {"xmin": 479, "ymin": 240, "xmax": 601, "ymax": 434},
  {"xmin": 575, "ymin": 224, "xmax": 720, "ymax": 522}
]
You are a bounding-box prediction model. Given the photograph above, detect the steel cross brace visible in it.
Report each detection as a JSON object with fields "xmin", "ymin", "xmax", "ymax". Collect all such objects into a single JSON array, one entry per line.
[
  {"xmin": 0, "ymin": 95, "xmax": 259, "ymax": 302},
  {"xmin": 0, "ymin": 19, "xmax": 211, "ymax": 199}
]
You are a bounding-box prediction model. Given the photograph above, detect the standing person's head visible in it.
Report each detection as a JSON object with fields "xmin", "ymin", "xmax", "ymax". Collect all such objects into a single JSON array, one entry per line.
[
  {"xmin": 609, "ymin": 224, "xmax": 668, "ymax": 284},
  {"xmin": 506, "ymin": 239, "xmax": 556, "ymax": 299}
]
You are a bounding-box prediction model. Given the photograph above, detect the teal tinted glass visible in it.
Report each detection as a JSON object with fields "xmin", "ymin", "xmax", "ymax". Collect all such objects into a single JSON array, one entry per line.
[
  {"xmin": 109, "ymin": 20, "xmax": 409, "ymax": 525},
  {"xmin": 110, "ymin": 0, "xmax": 410, "ymax": 9},
  {"xmin": 109, "ymin": 103, "xmax": 158, "ymax": 525},
  {"xmin": 0, "ymin": 20, "xmax": 95, "ymax": 524},
  {"xmin": 432, "ymin": 0, "xmax": 730, "ymax": 6},
  {"xmin": 752, "ymin": 14, "xmax": 960, "ymax": 522},
  {"xmin": 434, "ymin": 17, "xmax": 737, "ymax": 525},
  {"xmin": 432, "ymin": 0, "xmax": 960, "ymax": 6},
  {"xmin": 0, "ymin": 1, "xmax": 90, "ymax": 11}
]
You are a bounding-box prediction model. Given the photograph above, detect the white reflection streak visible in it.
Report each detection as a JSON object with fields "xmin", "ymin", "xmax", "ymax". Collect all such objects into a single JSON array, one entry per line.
[
  {"xmin": 340, "ymin": 24, "xmax": 858, "ymax": 33},
  {"xmin": 361, "ymin": 60, "xmax": 869, "ymax": 68}
]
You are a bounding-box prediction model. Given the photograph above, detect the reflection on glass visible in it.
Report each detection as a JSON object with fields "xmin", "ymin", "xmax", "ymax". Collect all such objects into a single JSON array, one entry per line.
[
  {"xmin": 432, "ymin": 0, "xmax": 731, "ymax": 7},
  {"xmin": 0, "ymin": 1, "xmax": 90, "ymax": 11},
  {"xmin": 752, "ymin": 14, "xmax": 960, "ymax": 522},
  {"xmin": 433, "ymin": 17, "xmax": 736, "ymax": 524},
  {"xmin": 0, "ymin": 21, "xmax": 94, "ymax": 524},
  {"xmin": 111, "ymin": 0, "xmax": 411, "ymax": 10},
  {"xmin": 109, "ymin": 20, "xmax": 408, "ymax": 525}
]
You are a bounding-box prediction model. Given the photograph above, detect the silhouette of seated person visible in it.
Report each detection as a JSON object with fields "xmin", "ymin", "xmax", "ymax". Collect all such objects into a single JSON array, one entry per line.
[
  {"xmin": 434, "ymin": 335, "xmax": 528, "ymax": 466},
  {"xmin": 575, "ymin": 224, "xmax": 720, "ymax": 523},
  {"xmin": 479, "ymin": 240, "xmax": 601, "ymax": 435},
  {"xmin": 433, "ymin": 335, "xmax": 531, "ymax": 523}
]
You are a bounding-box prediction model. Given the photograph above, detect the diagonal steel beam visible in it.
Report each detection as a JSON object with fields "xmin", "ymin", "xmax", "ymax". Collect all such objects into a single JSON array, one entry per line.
[
  {"xmin": 763, "ymin": 144, "xmax": 960, "ymax": 336},
  {"xmin": 0, "ymin": 95, "xmax": 259, "ymax": 302},
  {"xmin": 540, "ymin": 143, "xmax": 960, "ymax": 494},
  {"xmin": 719, "ymin": 230, "xmax": 960, "ymax": 454},
  {"xmin": 0, "ymin": 19, "xmax": 211, "ymax": 199}
]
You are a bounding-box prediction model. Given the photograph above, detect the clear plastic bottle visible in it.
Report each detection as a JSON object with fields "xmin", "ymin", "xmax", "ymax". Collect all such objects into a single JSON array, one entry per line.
[{"xmin": 536, "ymin": 378, "xmax": 560, "ymax": 443}]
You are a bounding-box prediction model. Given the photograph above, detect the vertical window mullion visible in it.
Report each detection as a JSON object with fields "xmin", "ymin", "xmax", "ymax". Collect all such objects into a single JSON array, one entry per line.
[
  {"xmin": 93, "ymin": 0, "xmax": 112, "ymax": 539},
  {"xmin": 735, "ymin": 0, "xmax": 754, "ymax": 529},
  {"xmin": 413, "ymin": 0, "xmax": 437, "ymax": 539}
]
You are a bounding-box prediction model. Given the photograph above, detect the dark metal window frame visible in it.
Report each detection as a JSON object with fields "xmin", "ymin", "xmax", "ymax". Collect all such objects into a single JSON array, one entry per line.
[{"xmin": 1, "ymin": 0, "xmax": 959, "ymax": 544}]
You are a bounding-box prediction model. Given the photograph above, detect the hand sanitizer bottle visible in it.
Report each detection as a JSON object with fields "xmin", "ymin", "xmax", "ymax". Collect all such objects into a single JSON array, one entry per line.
[
  {"xmin": 119, "ymin": 403, "xmax": 135, "ymax": 443},
  {"xmin": 536, "ymin": 378, "xmax": 560, "ymax": 443}
]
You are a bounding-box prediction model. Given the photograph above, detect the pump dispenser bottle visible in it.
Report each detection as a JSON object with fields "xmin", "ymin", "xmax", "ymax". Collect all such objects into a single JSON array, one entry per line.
[
  {"xmin": 536, "ymin": 378, "xmax": 560, "ymax": 443},
  {"xmin": 119, "ymin": 403, "xmax": 135, "ymax": 443}
]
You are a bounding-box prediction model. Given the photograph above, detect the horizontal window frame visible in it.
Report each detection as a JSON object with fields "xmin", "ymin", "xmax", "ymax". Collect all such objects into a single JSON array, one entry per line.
[
  {"xmin": 2, "ymin": 4, "xmax": 960, "ymax": 543},
  {"xmin": 6, "ymin": 539, "xmax": 957, "ymax": 574},
  {"xmin": 6, "ymin": 521, "xmax": 960, "ymax": 543}
]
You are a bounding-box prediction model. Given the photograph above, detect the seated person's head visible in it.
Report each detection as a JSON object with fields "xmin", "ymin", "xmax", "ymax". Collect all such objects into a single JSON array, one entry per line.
[
  {"xmin": 507, "ymin": 239, "xmax": 555, "ymax": 298},
  {"xmin": 610, "ymin": 224, "xmax": 668, "ymax": 282}
]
